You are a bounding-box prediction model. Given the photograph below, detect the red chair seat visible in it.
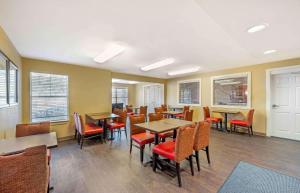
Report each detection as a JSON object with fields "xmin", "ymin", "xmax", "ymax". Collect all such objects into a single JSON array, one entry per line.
[
  {"xmin": 230, "ymin": 120, "xmax": 249, "ymax": 127},
  {"xmin": 84, "ymin": 124, "xmax": 104, "ymax": 135},
  {"xmin": 158, "ymin": 132, "xmax": 173, "ymax": 138},
  {"xmin": 153, "ymin": 141, "xmax": 175, "ymax": 160},
  {"xmin": 175, "ymin": 113, "xmax": 183, "ymax": 118},
  {"xmin": 205, "ymin": 117, "xmax": 222, "ymax": 123},
  {"xmin": 131, "ymin": 132, "xmax": 154, "ymax": 146},
  {"xmin": 108, "ymin": 122, "xmax": 125, "ymax": 130}
]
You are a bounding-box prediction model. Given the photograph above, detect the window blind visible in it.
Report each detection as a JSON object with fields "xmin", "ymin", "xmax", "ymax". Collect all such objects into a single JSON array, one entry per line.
[
  {"xmin": 9, "ymin": 63, "xmax": 17, "ymax": 104},
  {"xmin": 0, "ymin": 54, "xmax": 7, "ymax": 107},
  {"xmin": 31, "ymin": 72, "xmax": 68, "ymax": 122}
]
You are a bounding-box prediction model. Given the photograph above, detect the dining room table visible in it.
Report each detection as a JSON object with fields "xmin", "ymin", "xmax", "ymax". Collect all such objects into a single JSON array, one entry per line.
[
  {"xmin": 86, "ymin": 112, "xmax": 119, "ymax": 140},
  {"xmin": 0, "ymin": 132, "xmax": 58, "ymax": 156},
  {"xmin": 212, "ymin": 109, "xmax": 240, "ymax": 131},
  {"xmin": 161, "ymin": 111, "xmax": 182, "ymax": 118}
]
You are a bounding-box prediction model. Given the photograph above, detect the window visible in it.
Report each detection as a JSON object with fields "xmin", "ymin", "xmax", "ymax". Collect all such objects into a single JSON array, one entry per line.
[
  {"xmin": 0, "ymin": 53, "xmax": 7, "ymax": 107},
  {"xmin": 30, "ymin": 72, "xmax": 69, "ymax": 122},
  {"xmin": 0, "ymin": 51, "xmax": 18, "ymax": 108},
  {"xmin": 112, "ymin": 87, "xmax": 128, "ymax": 107},
  {"xmin": 211, "ymin": 72, "xmax": 251, "ymax": 108},
  {"xmin": 9, "ymin": 63, "xmax": 18, "ymax": 104},
  {"xmin": 177, "ymin": 79, "xmax": 201, "ymax": 105}
]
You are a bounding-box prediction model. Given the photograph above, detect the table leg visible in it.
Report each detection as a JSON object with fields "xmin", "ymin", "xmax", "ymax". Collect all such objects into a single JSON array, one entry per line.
[
  {"xmin": 154, "ymin": 133, "xmax": 159, "ymax": 145},
  {"xmin": 173, "ymin": 129, "xmax": 177, "ymax": 139},
  {"xmin": 224, "ymin": 113, "xmax": 228, "ymax": 132}
]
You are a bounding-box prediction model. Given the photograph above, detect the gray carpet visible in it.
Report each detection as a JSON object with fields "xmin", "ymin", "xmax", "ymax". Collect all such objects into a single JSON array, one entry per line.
[{"xmin": 218, "ymin": 161, "xmax": 300, "ymax": 193}]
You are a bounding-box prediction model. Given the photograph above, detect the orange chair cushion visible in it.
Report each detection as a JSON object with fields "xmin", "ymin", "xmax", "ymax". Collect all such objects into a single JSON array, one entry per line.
[
  {"xmin": 84, "ymin": 124, "xmax": 104, "ymax": 135},
  {"xmin": 230, "ymin": 120, "xmax": 250, "ymax": 127},
  {"xmin": 205, "ymin": 117, "xmax": 222, "ymax": 123},
  {"xmin": 108, "ymin": 122, "xmax": 125, "ymax": 130},
  {"xmin": 175, "ymin": 113, "xmax": 183, "ymax": 118},
  {"xmin": 131, "ymin": 132, "xmax": 154, "ymax": 146},
  {"xmin": 153, "ymin": 141, "xmax": 175, "ymax": 160}
]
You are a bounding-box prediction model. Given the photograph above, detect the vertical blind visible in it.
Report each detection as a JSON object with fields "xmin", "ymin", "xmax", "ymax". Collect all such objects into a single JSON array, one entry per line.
[
  {"xmin": 9, "ymin": 63, "xmax": 17, "ymax": 104},
  {"xmin": 178, "ymin": 81, "xmax": 200, "ymax": 104},
  {"xmin": 0, "ymin": 54, "xmax": 7, "ymax": 107},
  {"xmin": 112, "ymin": 87, "xmax": 128, "ymax": 107},
  {"xmin": 31, "ymin": 72, "xmax": 68, "ymax": 122}
]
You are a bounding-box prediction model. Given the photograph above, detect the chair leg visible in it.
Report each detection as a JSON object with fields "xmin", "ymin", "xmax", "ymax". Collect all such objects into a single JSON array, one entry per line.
[
  {"xmin": 129, "ymin": 139, "xmax": 132, "ymax": 154},
  {"xmin": 161, "ymin": 138, "xmax": 166, "ymax": 142},
  {"xmin": 230, "ymin": 123, "xmax": 232, "ymax": 133},
  {"xmin": 195, "ymin": 150, "xmax": 200, "ymax": 171},
  {"xmin": 176, "ymin": 163, "xmax": 182, "ymax": 187},
  {"xmin": 189, "ymin": 155, "xmax": 194, "ymax": 176},
  {"xmin": 124, "ymin": 126, "xmax": 128, "ymax": 139},
  {"xmin": 248, "ymin": 126, "xmax": 251, "ymax": 137},
  {"xmin": 234, "ymin": 124, "xmax": 236, "ymax": 132},
  {"xmin": 140, "ymin": 146, "xmax": 144, "ymax": 163},
  {"xmin": 206, "ymin": 146, "xmax": 211, "ymax": 164},
  {"xmin": 77, "ymin": 134, "xmax": 81, "ymax": 144},
  {"xmin": 216, "ymin": 122, "xmax": 218, "ymax": 130},
  {"xmin": 251, "ymin": 126, "xmax": 254, "ymax": 135},
  {"xmin": 80, "ymin": 137, "xmax": 84, "ymax": 149},
  {"xmin": 153, "ymin": 152, "xmax": 157, "ymax": 172},
  {"xmin": 220, "ymin": 121, "xmax": 223, "ymax": 130},
  {"xmin": 74, "ymin": 129, "xmax": 77, "ymax": 139}
]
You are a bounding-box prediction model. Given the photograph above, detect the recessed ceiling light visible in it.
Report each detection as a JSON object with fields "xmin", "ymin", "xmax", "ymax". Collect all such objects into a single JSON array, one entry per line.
[
  {"xmin": 94, "ymin": 44, "xmax": 125, "ymax": 63},
  {"xmin": 247, "ymin": 24, "xmax": 268, "ymax": 33},
  {"xmin": 168, "ymin": 67, "xmax": 201, "ymax": 76},
  {"xmin": 141, "ymin": 58, "xmax": 175, "ymax": 71},
  {"xmin": 263, "ymin": 49, "xmax": 277, "ymax": 55}
]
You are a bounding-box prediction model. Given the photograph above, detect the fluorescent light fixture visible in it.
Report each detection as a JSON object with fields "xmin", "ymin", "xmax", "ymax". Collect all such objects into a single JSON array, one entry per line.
[
  {"xmin": 112, "ymin": 78, "xmax": 138, "ymax": 84},
  {"xmin": 141, "ymin": 58, "xmax": 175, "ymax": 71},
  {"xmin": 94, "ymin": 44, "xmax": 125, "ymax": 63},
  {"xmin": 263, "ymin": 49, "xmax": 277, "ymax": 55},
  {"xmin": 168, "ymin": 67, "xmax": 200, "ymax": 76},
  {"xmin": 247, "ymin": 24, "xmax": 268, "ymax": 33}
]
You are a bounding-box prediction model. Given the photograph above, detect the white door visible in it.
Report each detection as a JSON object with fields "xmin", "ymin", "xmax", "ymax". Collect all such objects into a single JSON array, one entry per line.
[
  {"xmin": 143, "ymin": 84, "xmax": 164, "ymax": 113},
  {"xmin": 271, "ymin": 73, "xmax": 300, "ymax": 140}
]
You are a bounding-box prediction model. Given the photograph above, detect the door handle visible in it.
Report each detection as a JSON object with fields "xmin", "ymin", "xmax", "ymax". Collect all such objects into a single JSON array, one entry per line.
[{"xmin": 272, "ymin": 104, "xmax": 279, "ymax": 108}]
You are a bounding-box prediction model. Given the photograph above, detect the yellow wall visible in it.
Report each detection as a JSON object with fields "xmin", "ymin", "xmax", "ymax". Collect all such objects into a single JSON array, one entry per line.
[
  {"xmin": 112, "ymin": 83, "xmax": 136, "ymax": 106},
  {"xmin": 167, "ymin": 57, "xmax": 300, "ymax": 135},
  {"xmin": 0, "ymin": 25, "xmax": 22, "ymax": 139},
  {"xmin": 22, "ymin": 58, "xmax": 112, "ymax": 139}
]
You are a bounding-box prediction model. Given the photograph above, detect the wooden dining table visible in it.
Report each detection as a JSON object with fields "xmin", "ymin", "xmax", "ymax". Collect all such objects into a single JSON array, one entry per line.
[
  {"xmin": 0, "ymin": 132, "xmax": 58, "ymax": 155},
  {"xmin": 86, "ymin": 112, "xmax": 119, "ymax": 140},
  {"xmin": 212, "ymin": 109, "xmax": 240, "ymax": 131},
  {"xmin": 161, "ymin": 111, "xmax": 182, "ymax": 118}
]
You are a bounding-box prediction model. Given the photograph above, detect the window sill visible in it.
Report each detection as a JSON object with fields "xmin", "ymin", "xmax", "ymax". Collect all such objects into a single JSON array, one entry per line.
[{"xmin": 51, "ymin": 120, "xmax": 69, "ymax": 126}]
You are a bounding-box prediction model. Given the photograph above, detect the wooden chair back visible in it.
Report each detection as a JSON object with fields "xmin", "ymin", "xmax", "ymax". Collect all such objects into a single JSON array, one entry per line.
[
  {"xmin": 0, "ymin": 145, "xmax": 49, "ymax": 193},
  {"xmin": 247, "ymin": 109, "xmax": 255, "ymax": 126},
  {"xmin": 140, "ymin": 106, "xmax": 147, "ymax": 116},
  {"xmin": 175, "ymin": 125, "xmax": 196, "ymax": 163},
  {"xmin": 148, "ymin": 113, "xmax": 163, "ymax": 122},
  {"xmin": 129, "ymin": 114, "xmax": 146, "ymax": 136},
  {"xmin": 184, "ymin": 110, "xmax": 194, "ymax": 121},
  {"xmin": 161, "ymin": 104, "xmax": 167, "ymax": 111},
  {"xmin": 183, "ymin": 106, "xmax": 190, "ymax": 113},
  {"xmin": 126, "ymin": 105, "xmax": 133, "ymax": 113},
  {"xmin": 154, "ymin": 107, "xmax": 163, "ymax": 114},
  {"xmin": 193, "ymin": 121, "xmax": 211, "ymax": 151},
  {"xmin": 16, "ymin": 122, "xmax": 50, "ymax": 138},
  {"xmin": 203, "ymin": 106, "xmax": 211, "ymax": 119}
]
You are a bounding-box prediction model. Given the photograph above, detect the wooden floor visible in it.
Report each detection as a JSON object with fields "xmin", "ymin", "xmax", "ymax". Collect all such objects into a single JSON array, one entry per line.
[{"xmin": 50, "ymin": 130, "xmax": 300, "ymax": 193}]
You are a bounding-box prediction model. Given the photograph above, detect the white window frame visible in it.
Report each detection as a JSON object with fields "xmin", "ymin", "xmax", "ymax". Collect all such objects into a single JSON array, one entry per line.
[
  {"xmin": 211, "ymin": 72, "xmax": 251, "ymax": 109},
  {"xmin": 177, "ymin": 79, "xmax": 201, "ymax": 106},
  {"xmin": 30, "ymin": 72, "xmax": 69, "ymax": 123}
]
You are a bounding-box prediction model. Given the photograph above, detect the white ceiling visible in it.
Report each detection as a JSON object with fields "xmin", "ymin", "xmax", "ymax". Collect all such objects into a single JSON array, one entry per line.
[{"xmin": 0, "ymin": 0, "xmax": 300, "ymax": 78}]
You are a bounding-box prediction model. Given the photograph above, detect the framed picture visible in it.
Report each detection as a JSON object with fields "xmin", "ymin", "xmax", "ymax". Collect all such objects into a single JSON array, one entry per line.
[
  {"xmin": 177, "ymin": 79, "xmax": 201, "ymax": 106},
  {"xmin": 211, "ymin": 72, "xmax": 251, "ymax": 108}
]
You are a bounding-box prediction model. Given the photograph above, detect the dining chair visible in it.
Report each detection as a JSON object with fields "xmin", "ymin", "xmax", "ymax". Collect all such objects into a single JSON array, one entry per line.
[
  {"xmin": 152, "ymin": 125, "xmax": 196, "ymax": 187},
  {"xmin": 16, "ymin": 122, "xmax": 52, "ymax": 163},
  {"xmin": 139, "ymin": 106, "xmax": 148, "ymax": 121},
  {"xmin": 230, "ymin": 109, "xmax": 255, "ymax": 136},
  {"xmin": 108, "ymin": 110, "xmax": 127, "ymax": 141},
  {"xmin": 184, "ymin": 110, "xmax": 194, "ymax": 121},
  {"xmin": 129, "ymin": 114, "xmax": 154, "ymax": 163},
  {"xmin": 175, "ymin": 106, "xmax": 190, "ymax": 119},
  {"xmin": 148, "ymin": 113, "xmax": 172, "ymax": 142},
  {"xmin": 193, "ymin": 121, "xmax": 211, "ymax": 171},
  {"xmin": 161, "ymin": 104, "xmax": 168, "ymax": 111},
  {"xmin": 126, "ymin": 105, "xmax": 134, "ymax": 115},
  {"xmin": 203, "ymin": 106, "xmax": 223, "ymax": 130},
  {"xmin": 154, "ymin": 107, "xmax": 163, "ymax": 114},
  {"xmin": 73, "ymin": 112, "xmax": 104, "ymax": 149},
  {"xmin": 0, "ymin": 145, "xmax": 49, "ymax": 193}
]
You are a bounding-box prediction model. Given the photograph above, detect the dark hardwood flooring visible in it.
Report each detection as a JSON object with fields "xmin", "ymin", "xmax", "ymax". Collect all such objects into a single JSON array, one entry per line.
[{"xmin": 50, "ymin": 130, "xmax": 300, "ymax": 193}]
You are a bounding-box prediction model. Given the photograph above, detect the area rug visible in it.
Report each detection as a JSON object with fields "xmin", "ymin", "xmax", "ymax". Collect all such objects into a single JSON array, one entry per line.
[{"xmin": 217, "ymin": 161, "xmax": 300, "ymax": 193}]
